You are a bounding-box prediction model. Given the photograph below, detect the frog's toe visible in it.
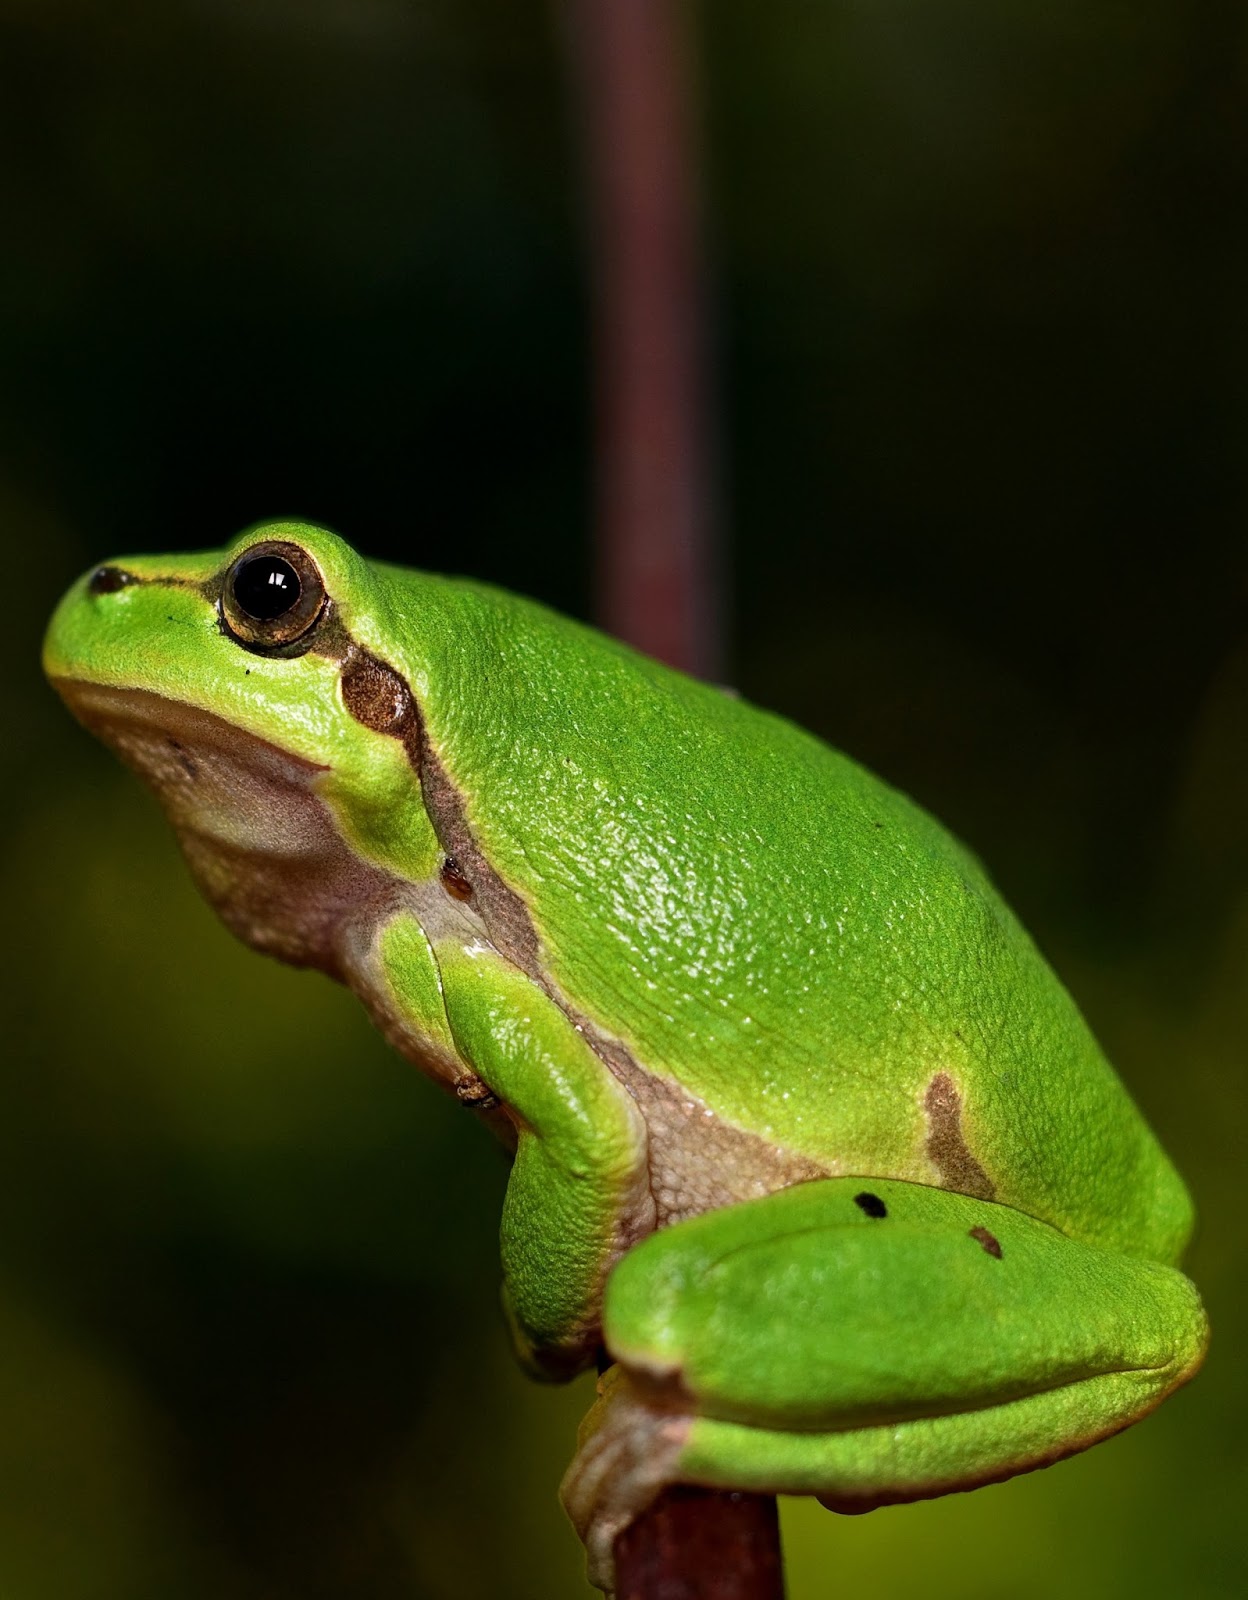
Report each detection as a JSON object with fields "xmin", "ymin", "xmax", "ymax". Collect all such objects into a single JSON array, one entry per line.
[{"xmin": 560, "ymin": 1365, "xmax": 692, "ymax": 1594}]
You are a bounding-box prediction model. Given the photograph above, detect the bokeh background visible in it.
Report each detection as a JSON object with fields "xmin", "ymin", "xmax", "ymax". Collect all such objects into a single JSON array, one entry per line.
[{"xmin": 2, "ymin": 2, "xmax": 1245, "ymax": 1596}]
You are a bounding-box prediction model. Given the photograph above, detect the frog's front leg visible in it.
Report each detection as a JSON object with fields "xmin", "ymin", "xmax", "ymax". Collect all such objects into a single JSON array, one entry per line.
[
  {"xmin": 564, "ymin": 1177, "xmax": 1208, "ymax": 1593},
  {"xmin": 377, "ymin": 916, "xmax": 654, "ymax": 1377}
]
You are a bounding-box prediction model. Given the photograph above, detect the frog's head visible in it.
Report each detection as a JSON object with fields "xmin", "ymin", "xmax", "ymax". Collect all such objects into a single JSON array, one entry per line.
[{"xmin": 44, "ymin": 520, "xmax": 442, "ymax": 972}]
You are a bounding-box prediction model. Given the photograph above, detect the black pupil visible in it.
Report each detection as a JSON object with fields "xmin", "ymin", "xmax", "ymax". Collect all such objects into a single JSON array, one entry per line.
[{"xmin": 233, "ymin": 555, "xmax": 301, "ymax": 621}]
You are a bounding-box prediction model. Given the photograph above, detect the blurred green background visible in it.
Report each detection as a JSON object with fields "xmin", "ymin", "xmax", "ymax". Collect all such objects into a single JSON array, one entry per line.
[{"xmin": 2, "ymin": 2, "xmax": 1245, "ymax": 1596}]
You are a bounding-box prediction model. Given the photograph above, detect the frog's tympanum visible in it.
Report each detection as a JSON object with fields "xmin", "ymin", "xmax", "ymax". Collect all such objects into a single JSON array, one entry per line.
[{"xmin": 46, "ymin": 523, "xmax": 1207, "ymax": 1591}]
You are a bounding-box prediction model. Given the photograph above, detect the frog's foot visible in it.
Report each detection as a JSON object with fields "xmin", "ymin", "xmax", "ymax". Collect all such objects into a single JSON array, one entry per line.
[
  {"xmin": 561, "ymin": 1177, "xmax": 1208, "ymax": 1595},
  {"xmin": 562, "ymin": 1364, "xmax": 695, "ymax": 1591}
]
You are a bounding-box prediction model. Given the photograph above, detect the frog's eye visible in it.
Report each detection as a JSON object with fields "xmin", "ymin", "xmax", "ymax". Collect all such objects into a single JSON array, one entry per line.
[{"xmin": 221, "ymin": 540, "xmax": 327, "ymax": 652}]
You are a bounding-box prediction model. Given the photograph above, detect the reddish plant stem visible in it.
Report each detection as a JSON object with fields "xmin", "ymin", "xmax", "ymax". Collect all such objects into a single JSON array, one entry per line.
[
  {"xmin": 566, "ymin": 0, "xmax": 720, "ymax": 678},
  {"xmin": 614, "ymin": 1486, "xmax": 786, "ymax": 1600},
  {"xmin": 567, "ymin": 6, "xmax": 766, "ymax": 1592}
]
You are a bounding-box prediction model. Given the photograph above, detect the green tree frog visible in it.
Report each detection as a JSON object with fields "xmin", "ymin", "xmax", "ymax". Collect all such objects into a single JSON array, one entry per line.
[{"xmin": 45, "ymin": 522, "xmax": 1207, "ymax": 1591}]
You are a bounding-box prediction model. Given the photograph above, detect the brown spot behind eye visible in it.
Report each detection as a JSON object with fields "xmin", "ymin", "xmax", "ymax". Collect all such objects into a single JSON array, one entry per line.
[
  {"xmin": 455, "ymin": 1077, "xmax": 498, "ymax": 1111},
  {"xmin": 969, "ymin": 1226, "xmax": 1003, "ymax": 1259},
  {"xmin": 924, "ymin": 1072, "xmax": 995, "ymax": 1201},
  {"xmin": 441, "ymin": 856, "xmax": 473, "ymax": 901},
  {"xmin": 341, "ymin": 652, "xmax": 412, "ymax": 735},
  {"xmin": 854, "ymin": 1192, "xmax": 888, "ymax": 1218}
]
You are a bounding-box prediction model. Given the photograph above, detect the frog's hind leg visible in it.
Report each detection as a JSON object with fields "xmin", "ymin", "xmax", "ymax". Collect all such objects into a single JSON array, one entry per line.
[{"xmin": 563, "ymin": 1177, "xmax": 1207, "ymax": 1593}]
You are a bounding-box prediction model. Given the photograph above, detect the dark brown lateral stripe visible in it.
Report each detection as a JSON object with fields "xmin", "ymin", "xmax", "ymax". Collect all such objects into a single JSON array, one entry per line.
[
  {"xmin": 337, "ymin": 643, "xmax": 543, "ymax": 974},
  {"xmin": 924, "ymin": 1071, "xmax": 995, "ymax": 1200}
]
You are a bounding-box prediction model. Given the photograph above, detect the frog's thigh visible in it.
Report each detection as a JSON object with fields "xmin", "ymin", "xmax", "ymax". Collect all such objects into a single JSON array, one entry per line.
[
  {"xmin": 434, "ymin": 941, "xmax": 651, "ymax": 1377},
  {"xmin": 564, "ymin": 1177, "xmax": 1207, "ymax": 1590}
]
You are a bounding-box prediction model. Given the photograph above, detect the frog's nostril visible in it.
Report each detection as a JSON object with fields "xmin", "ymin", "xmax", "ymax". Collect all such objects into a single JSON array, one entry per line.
[{"xmin": 89, "ymin": 565, "xmax": 138, "ymax": 596}]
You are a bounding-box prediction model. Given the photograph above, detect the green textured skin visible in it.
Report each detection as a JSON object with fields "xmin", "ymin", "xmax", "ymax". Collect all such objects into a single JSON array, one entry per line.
[
  {"xmin": 605, "ymin": 1178, "xmax": 1206, "ymax": 1429},
  {"xmin": 373, "ymin": 913, "xmax": 460, "ymax": 1061},
  {"xmin": 45, "ymin": 522, "xmax": 1206, "ymax": 1573},
  {"xmin": 434, "ymin": 941, "xmax": 645, "ymax": 1368},
  {"xmin": 369, "ymin": 918, "xmax": 649, "ymax": 1376},
  {"xmin": 349, "ymin": 534, "xmax": 1186, "ymax": 1264},
  {"xmin": 677, "ymin": 1357, "xmax": 1191, "ymax": 1501},
  {"xmin": 405, "ymin": 602, "xmax": 1189, "ymax": 1264}
]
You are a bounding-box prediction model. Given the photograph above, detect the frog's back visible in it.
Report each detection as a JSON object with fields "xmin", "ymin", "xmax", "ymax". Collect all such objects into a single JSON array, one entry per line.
[{"xmin": 371, "ymin": 568, "xmax": 1193, "ymax": 1267}]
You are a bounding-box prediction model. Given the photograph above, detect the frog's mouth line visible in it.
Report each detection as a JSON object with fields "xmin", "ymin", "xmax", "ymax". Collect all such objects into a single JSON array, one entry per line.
[{"xmin": 50, "ymin": 677, "xmax": 331, "ymax": 780}]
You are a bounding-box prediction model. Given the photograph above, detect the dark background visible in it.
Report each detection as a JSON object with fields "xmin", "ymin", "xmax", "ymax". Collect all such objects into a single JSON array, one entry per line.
[{"xmin": 2, "ymin": 2, "xmax": 1245, "ymax": 1596}]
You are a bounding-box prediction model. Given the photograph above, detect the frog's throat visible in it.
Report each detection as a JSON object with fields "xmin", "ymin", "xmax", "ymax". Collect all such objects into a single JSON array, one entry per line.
[{"xmin": 52, "ymin": 679, "xmax": 410, "ymax": 975}]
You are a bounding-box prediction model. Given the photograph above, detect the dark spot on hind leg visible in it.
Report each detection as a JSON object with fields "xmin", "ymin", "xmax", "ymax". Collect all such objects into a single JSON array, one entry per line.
[
  {"xmin": 854, "ymin": 1192, "xmax": 888, "ymax": 1218},
  {"xmin": 969, "ymin": 1226, "xmax": 1003, "ymax": 1259}
]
